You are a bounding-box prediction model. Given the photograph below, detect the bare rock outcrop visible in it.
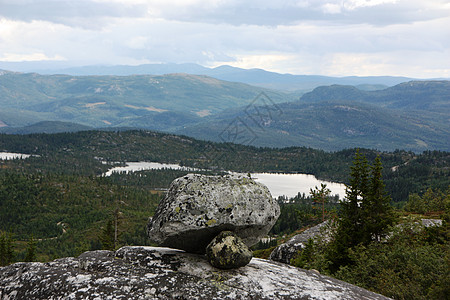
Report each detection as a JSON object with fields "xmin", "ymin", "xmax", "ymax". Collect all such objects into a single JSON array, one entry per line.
[
  {"xmin": 0, "ymin": 246, "xmax": 391, "ymax": 299},
  {"xmin": 147, "ymin": 174, "xmax": 280, "ymax": 254},
  {"xmin": 270, "ymin": 221, "xmax": 331, "ymax": 264}
]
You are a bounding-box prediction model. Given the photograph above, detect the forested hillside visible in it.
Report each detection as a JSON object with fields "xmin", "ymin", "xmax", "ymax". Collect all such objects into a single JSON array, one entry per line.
[
  {"xmin": 179, "ymin": 81, "xmax": 450, "ymax": 152},
  {"xmin": 0, "ymin": 71, "xmax": 293, "ymax": 129},
  {"xmin": 1, "ymin": 130, "xmax": 448, "ymax": 202}
]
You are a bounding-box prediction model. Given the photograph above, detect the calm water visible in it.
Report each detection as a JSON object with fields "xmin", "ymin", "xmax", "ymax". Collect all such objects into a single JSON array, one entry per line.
[
  {"xmin": 103, "ymin": 162, "xmax": 200, "ymax": 176},
  {"xmin": 251, "ymin": 173, "xmax": 346, "ymax": 198},
  {"xmin": 0, "ymin": 152, "xmax": 31, "ymax": 160},
  {"xmin": 104, "ymin": 162, "xmax": 346, "ymax": 199}
]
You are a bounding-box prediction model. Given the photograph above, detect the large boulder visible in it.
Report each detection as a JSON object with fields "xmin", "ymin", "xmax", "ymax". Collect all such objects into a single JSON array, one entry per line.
[
  {"xmin": 206, "ymin": 231, "xmax": 253, "ymax": 269},
  {"xmin": 270, "ymin": 221, "xmax": 331, "ymax": 264},
  {"xmin": 0, "ymin": 246, "xmax": 391, "ymax": 299},
  {"xmin": 147, "ymin": 173, "xmax": 280, "ymax": 254}
]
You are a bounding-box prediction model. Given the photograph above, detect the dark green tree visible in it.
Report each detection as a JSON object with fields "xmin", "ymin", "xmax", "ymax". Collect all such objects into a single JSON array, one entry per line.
[
  {"xmin": 327, "ymin": 151, "xmax": 394, "ymax": 271},
  {"xmin": 100, "ymin": 219, "xmax": 115, "ymax": 250},
  {"xmin": 364, "ymin": 156, "xmax": 395, "ymax": 243},
  {"xmin": 310, "ymin": 183, "xmax": 331, "ymax": 222},
  {"xmin": 0, "ymin": 232, "xmax": 15, "ymax": 266},
  {"xmin": 291, "ymin": 238, "xmax": 315, "ymax": 268},
  {"xmin": 24, "ymin": 235, "xmax": 36, "ymax": 262}
]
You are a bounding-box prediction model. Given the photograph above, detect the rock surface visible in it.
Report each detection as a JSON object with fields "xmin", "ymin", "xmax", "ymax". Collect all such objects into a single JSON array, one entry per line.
[
  {"xmin": 148, "ymin": 173, "xmax": 280, "ymax": 253},
  {"xmin": 206, "ymin": 231, "xmax": 253, "ymax": 269},
  {"xmin": 0, "ymin": 246, "xmax": 391, "ymax": 299},
  {"xmin": 270, "ymin": 221, "xmax": 331, "ymax": 264}
]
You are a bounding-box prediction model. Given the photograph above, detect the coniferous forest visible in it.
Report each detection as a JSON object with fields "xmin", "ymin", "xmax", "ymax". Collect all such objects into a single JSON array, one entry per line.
[{"xmin": 1, "ymin": 130, "xmax": 449, "ymax": 299}]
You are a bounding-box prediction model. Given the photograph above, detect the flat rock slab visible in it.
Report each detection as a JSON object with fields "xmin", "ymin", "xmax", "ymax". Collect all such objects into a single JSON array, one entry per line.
[
  {"xmin": 148, "ymin": 174, "xmax": 280, "ymax": 253},
  {"xmin": 0, "ymin": 246, "xmax": 391, "ymax": 300}
]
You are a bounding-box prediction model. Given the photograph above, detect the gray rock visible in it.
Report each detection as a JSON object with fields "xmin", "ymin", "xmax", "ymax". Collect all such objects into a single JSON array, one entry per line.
[
  {"xmin": 0, "ymin": 246, "xmax": 391, "ymax": 299},
  {"xmin": 147, "ymin": 173, "xmax": 280, "ymax": 254},
  {"xmin": 206, "ymin": 231, "xmax": 253, "ymax": 269},
  {"xmin": 270, "ymin": 221, "xmax": 331, "ymax": 264},
  {"xmin": 421, "ymin": 218, "xmax": 442, "ymax": 227}
]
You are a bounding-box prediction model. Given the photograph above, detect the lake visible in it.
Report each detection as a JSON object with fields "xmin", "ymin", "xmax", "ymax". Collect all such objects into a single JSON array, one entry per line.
[
  {"xmin": 251, "ymin": 173, "xmax": 346, "ymax": 198},
  {"xmin": 104, "ymin": 161, "xmax": 347, "ymax": 199},
  {"xmin": 103, "ymin": 161, "xmax": 200, "ymax": 176},
  {"xmin": 0, "ymin": 152, "xmax": 31, "ymax": 160}
]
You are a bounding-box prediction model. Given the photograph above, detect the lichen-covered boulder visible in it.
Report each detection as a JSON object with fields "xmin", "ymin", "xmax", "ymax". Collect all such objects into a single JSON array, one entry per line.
[
  {"xmin": 147, "ymin": 174, "xmax": 280, "ymax": 254},
  {"xmin": 0, "ymin": 246, "xmax": 391, "ymax": 299},
  {"xmin": 206, "ymin": 231, "xmax": 253, "ymax": 269}
]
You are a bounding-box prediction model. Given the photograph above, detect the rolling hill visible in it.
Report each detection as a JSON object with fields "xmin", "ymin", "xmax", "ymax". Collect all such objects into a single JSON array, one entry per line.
[
  {"xmin": 177, "ymin": 81, "xmax": 450, "ymax": 152},
  {"xmin": 0, "ymin": 71, "xmax": 294, "ymax": 130}
]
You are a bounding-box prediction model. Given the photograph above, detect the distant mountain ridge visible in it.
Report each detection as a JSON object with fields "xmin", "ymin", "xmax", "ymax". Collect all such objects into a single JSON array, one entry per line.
[
  {"xmin": 0, "ymin": 62, "xmax": 421, "ymax": 91},
  {"xmin": 301, "ymin": 81, "xmax": 450, "ymax": 111},
  {"xmin": 0, "ymin": 121, "xmax": 92, "ymax": 134}
]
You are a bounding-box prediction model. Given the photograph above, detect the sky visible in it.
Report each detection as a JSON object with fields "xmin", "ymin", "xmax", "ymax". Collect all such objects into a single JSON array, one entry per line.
[{"xmin": 0, "ymin": 0, "xmax": 449, "ymax": 78}]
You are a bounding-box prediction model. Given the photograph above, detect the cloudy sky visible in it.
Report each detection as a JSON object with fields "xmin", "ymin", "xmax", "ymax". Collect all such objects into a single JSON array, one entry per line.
[{"xmin": 0, "ymin": 0, "xmax": 449, "ymax": 77}]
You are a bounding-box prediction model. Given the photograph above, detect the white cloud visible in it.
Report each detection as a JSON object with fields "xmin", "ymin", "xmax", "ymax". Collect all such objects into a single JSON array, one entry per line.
[
  {"xmin": 322, "ymin": 3, "xmax": 342, "ymax": 14},
  {"xmin": 0, "ymin": 52, "xmax": 65, "ymax": 62},
  {"xmin": 344, "ymin": 0, "xmax": 398, "ymax": 10},
  {"xmin": 125, "ymin": 36, "xmax": 149, "ymax": 50},
  {"xmin": 210, "ymin": 53, "xmax": 296, "ymax": 72}
]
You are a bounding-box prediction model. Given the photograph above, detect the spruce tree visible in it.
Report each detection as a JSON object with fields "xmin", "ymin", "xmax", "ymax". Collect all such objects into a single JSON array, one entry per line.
[
  {"xmin": 310, "ymin": 183, "xmax": 331, "ymax": 222},
  {"xmin": 100, "ymin": 219, "xmax": 115, "ymax": 250},
  {"xmin": 364, "ymin": 155, "xmax": 395, "ymax": 242},
  {"xmin": 5, "ymin": 233, "xmax": 14, "ymax": 265},
  {"xmin": 24, "ymin": 235, "xmax": 36, "ymax": 262},
  {"xmin": 0, "ymin": 234, "xmax": 6, "ymax": 266},
  {"xmin": 341, "ymin": 149, "xmax": 370, "ymax": 248},
  {"xmin": 327, "ymin": 150, "xmax": 394, "ymax": 272}
]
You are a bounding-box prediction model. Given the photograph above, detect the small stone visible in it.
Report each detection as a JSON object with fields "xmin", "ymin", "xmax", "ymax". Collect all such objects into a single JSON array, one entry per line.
[{"xmin": 206, "ymin": 231, "xmax": 253, "ymax": 269}]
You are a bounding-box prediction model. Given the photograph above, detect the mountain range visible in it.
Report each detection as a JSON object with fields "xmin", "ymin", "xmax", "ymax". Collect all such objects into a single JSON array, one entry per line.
[
  {"xmin": 0, "ymin": 62, "xmax": 416, "ymax": 91},
  {"xmin": 0, "ymin": 67, "xmax": 449, "ymax": 152}
]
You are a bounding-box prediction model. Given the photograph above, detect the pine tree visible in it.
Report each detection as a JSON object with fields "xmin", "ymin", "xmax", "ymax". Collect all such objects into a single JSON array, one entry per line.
[
  {"xmin": 0, "ymin": 233, "xmax": 6, "ymax": 266},
  {"xmin": 5, "ymin": 233, "xmax": 14, "ymax": 265},
  {"xmin": 364, "ymin": 155, "xmax": 395, "ymax": 242},
  {"xmin": 327, "ymin": 151, "xmax": 394, "ymax": 272},
  {"xmin": 310, "ymin": 183, "xmax": 331, "ymax": 222},
  {"xmin": 24, "ymin": 235, "xmax": 36, "ymax": 262},
  {"xmin": 100, "ymin": 219, "xmax": 115, "ymax": 250},
  {"xmin": 340, "ymin": 149, "xmax": 370, "ymax": 248},
  {"xmin": 328, "ymin": 150, "xmax": 363, "ymax": 269}
]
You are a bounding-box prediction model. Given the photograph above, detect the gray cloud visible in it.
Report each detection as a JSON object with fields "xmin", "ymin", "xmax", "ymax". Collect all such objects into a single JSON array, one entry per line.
[
  {"xmin": 0, "ymin": 0, "xmax": 147, "ymax": 28},
  {"xmin": 1, "ymin": 0, "xmax": 449, "ymax": 27},
  {"xmin": 0, "ymin": 0, "xmax": 448, "ymax": 77},
  {"xmin": 144, "ymin": 0, "xmax": 450, "ymax": 27}
]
